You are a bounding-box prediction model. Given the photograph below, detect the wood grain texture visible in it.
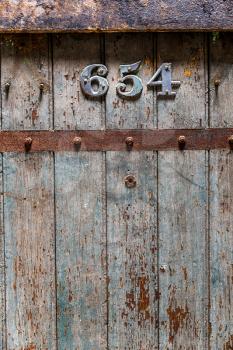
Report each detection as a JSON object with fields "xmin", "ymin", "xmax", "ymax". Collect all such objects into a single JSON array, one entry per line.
[
  {"xmin": 209, "ymin": 33, "xmax": 233, "ymax": 128},
  {"xmin": 54, "ymin": 35, "xmax": 107, "ymax": 349},
  {"xmin": 2, "ymin": 34, "xmax": 56, "ymax": 349},
  {"xmin": 0, "ymin": 157, "xmax": 5, "ymax": 350},
  {"xmin": 209, "ymin": 33, "xmax": 233, "ymax": 349},
  {"xmin": 157, "ymin": 32, "xmax": 206, "ymax": 129},
  {"xmin": 3, "ymin": 153, "xmax": 56, "ymax": 350},
  {"xmin": 158, "ymin": 151, "xmax": 208, "ymax": 349},
  {"xmin": 0, "ymin": 1, "xmax": 233, "ymax": 32},
  {"xmin": 53, "ymin": 34, "xmax": 104, "ymax": 130},
  {"xmin": 157, "ymin": 33, "xmax": 208, "ymax": 349},
  {"xmin": 105, "ymin": 33, "xmax": 154, "ymax": 129},
  {"xmin": 1, "ymin": 34, "xmax": 52, "ymax": 130},
  {"xmin": 55, "ymin": 152, "xmax": 106, "ymax": 350},
  {"xmin": 105, "ymin": 33, "xmax": 158, "ymax": 349},
  {"xmin": 107, "ymin": 151, "xmax": 158, "ymax": 349}
]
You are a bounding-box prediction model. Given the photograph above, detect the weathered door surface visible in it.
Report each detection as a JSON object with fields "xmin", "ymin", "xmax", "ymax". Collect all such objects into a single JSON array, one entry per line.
[{"xmin": 0, "ymin": 32, "xmax": 232, "ymax": 350}]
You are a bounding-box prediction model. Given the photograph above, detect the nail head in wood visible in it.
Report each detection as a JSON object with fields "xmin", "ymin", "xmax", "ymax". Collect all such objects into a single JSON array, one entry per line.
[
  {"xmin": 214, "ymin": 79, "xmax": 221, "ymax": 87},
  {"xmin": 125, "ymin": 175, "xmax": 136, "ymax": 188},
  {"xmin": 5, "ymin": 82, "xmax": 11, "ymax": 89}
]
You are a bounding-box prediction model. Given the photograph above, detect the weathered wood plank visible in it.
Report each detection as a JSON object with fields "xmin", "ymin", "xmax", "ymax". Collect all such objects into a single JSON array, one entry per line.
[
  {"xmin": 105, "ymin": 33, "xmax": 154, "ymax": 129},
  {"xmin": 55, "ymin": 152, "xmax": 106, "ymax": 350},
  {"xmin": 209, "ymin": 33, "xmax": 233, "ymax": 349},
  {"xmin": 3, "ymin": 153, "xmax": 56, "ymax": 350},
  {"xmin": 106, "ymin": 151, "xmax": 158, "ymax": 349},
  {"xmin": 0, "ymin": 1, "xmax": 233, "ymax": 32},
  {"xmin": 2, "ymin": 34, "xmax": 56, "ymax": 349},
  {"xmin": 0, "ymin": 156, "xmax": 5, "ymax": 350},
  {"xmin": 158, "ymin": 151, "xmax": 208, "ymax": 349},
  {"xmin": 157, "ymin": 33, "xmax": 208, "ymax": 349},
  {"xmin": 54, "ymin": 36, "xmax": 107, "ymax": 349},
  {"xmin": 105, "ymin": 33, "xmax": 158, "ymax": 349},
  {"xmin": 1, "ymin": 34, "xmax": 52, "ymax": 130},
  {"xmin": 157, "ymin": 33, "xmax": 206, "ymax": 129},
  {"xmin": 53, "ymin": 34, "xmax": 104, "ymax": 130}
]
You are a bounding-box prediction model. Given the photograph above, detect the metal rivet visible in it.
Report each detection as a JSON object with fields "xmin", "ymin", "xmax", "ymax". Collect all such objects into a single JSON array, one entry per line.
[
  {"xmin": 125, "ymin": 175, "xmax": 136, "ymax": 188},
  {"xmin": 73, "ymin": 136, "xmax": 82, "ymax": 146},
  {"xmin": 125, "ymin": 136, "xmax": 134, "ymax": 148},
  {"xmin": 178, "ymin": 135, "xmax": 186, "ymax": 149},
  {"xmin": 160, "ymin": 264, "xmax": 168, "ymax": 272},
  {"xmin": 40, "ymin": 83, "xmax": 44, "ymax": 90},
  {"xmin": 98, "ymin": 68, "xmax": 104, "ymax": 75},
  {"xmin": 25, "ymin": 137, "xmax": 32, "ymax": 151},
  {"xmin": 5, "ymin": 82, "xmax": 10, "ymax": 96},
  {"xmin": 214, "ymin": 79, "xmax": 221, "ymax": 87},
  {"xmin": 5, "ymin": 82, "xmax": 11, "ymax": 89},
  {"xmin": 228, "ymin": 135, "xmax": 233, "ymax": 146}
]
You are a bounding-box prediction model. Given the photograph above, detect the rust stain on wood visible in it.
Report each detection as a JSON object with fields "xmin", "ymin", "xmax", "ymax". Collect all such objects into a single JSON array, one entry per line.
[
  {"xmin": 0, "ymin": 1, "xmax": 233, "ymax": 32},
  {"xmin": 167, "ymin": 303, "xmax": 189, "ymax": 344},
  {"xmin": 223, "ymin": 335, "xmax": 233, "ymax": 350}
]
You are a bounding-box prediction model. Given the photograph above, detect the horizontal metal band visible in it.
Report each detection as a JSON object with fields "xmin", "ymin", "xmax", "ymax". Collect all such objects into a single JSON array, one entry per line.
[{"xmin": 0, "ymin": 129, "xmax": 232, "ymax": 152}]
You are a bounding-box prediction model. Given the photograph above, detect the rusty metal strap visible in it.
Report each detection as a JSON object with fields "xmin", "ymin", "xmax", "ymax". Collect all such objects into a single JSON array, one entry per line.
[{"xmin": 0, "ymin": 129, "xmax": 233, "ymax": 152}]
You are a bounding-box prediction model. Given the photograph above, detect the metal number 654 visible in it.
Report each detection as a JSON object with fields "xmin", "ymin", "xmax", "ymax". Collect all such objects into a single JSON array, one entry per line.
[{"xmin": 80, "ymin": 64, "xmax": 109, "ymax": 98}]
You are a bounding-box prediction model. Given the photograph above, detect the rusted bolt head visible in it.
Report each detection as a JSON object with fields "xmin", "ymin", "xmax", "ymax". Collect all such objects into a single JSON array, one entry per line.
[
  {"xmin": 228, "ymin": 135, "xmax": 233, "ymax": 145},
  {"xmin": 125, "ymin": 175, "xmax": 136, "ymax": 188},
  {"xmin": 25, "ymin": 137, "xmax": 32, "ymax": 150},
  {"xmin": 178, "ymin": 135, "xmax": 186, "ymax": 148},
  {"xmin": 73, "ymin": 136, "xmax": 82, "ymax": 146},
  {"xmin": 214, "ymin": 79, "xmax": 221, "ymax": 87},
  {"xmin": 125, "ymin": 136, "xmax": 134, "ymax": 148}
]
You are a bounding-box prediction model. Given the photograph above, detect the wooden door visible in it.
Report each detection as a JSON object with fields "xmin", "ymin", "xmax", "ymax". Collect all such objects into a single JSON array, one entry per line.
[{"xmin": 0, "ymin": 32, "xmax": 232, "ymax": 350}]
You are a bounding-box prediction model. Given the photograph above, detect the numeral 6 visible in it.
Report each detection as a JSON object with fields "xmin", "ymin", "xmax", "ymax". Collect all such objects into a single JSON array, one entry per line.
[
  {"xmin": 116, "ymin": 61, "xmax": 143, "ymax": 99},
  {"xmin": 80, "ymin": 64, "xmax": 109, "ymax": 98}
]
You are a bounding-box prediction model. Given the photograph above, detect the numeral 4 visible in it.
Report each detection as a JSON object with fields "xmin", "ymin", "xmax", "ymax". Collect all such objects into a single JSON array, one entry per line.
[{"xmin": 147, "ymin": 63, "xmax": 181, "ymax": 97}]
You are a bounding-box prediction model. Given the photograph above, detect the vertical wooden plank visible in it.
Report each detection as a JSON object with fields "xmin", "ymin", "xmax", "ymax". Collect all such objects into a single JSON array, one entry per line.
[
  {"xmin": 209, "ymin": 33, "xmax": 233, "ymax": 349},
  {"xmin": 105, "ymin": 33, "xmax": 154, "ymax": 129},
  {"xmin": 1, "ymin": 34, "xmax": 51, "ymax": 130},
  {"xmin": 0, "ymin": 34, "xmax": 5, "ymax": 350},
  {"xmin": 105, "ymin": 33, "xmax": 158, "ymax": 349},
  {"xmin": 106, "ymin": 152, "xmax": 157, "ymax": 349},
  {"xmin": 55, "ymin": 153, "xmax": 106, "ymax": 350},
  {"xmin": 157, "ymin": 33, "xmax": 208, "ymax": 349},
  {"xmin": 53, "ymin": 34, "xmax": 104, "ymax": 130},
  {"xmin": 3, "ymin": 153, "xmax": 56, "ymax": 350},
  {"xmin": 1, "ymin": 34, "xmax": 56, "ymax": 349},
  {"xmin": 0, "ymin": 158, "xmax": 4, "ymax": 350},
  {"xmin": 54, "ymin": 34, "xmax": 107, "ymax": 349}
]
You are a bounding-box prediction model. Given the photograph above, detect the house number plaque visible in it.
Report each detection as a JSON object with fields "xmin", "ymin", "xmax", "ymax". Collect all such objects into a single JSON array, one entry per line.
[{"xmin": 80, "ymin": 62, "xmax": 181, "ymax": 99}]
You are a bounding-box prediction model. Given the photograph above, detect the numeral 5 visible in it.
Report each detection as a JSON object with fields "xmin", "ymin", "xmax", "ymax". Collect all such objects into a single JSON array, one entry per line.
[{"xmin": 116, "ymin": 61, "xmax": 143, "ymax": 99}]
